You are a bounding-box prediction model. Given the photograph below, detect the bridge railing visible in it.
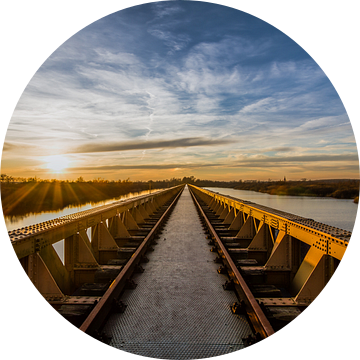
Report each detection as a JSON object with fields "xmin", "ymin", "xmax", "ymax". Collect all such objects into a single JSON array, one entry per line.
[
  {"xmin": 189, "ymin": 184, "xmax": 351, "ymax": 305},
  {"xmin": 9, "ymin": 185, "xmax": 184, "ymax": 301}
]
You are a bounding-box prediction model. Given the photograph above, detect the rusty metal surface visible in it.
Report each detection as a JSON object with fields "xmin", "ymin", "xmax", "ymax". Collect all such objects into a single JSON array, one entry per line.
[
  {"xmin": 103, "ymin": 186, "xmax": 252, "ymax": 359},
  {"xmin": 79, "ymin": 188, "xmax": 184, "ymax": 335},
  {"xmin": 189, "ymin": 187, "xmax": 275, "ymax": 339},
  {"xmin": 199, "ymin": 188, "xmax": 352, "ymax": 242},
  {"xmin": 191, "ymin": 186, "xmax": 350, "ymax": 262},
  {"xmin": 10, "ymin": 186, "xmax": 184, "ymax": 261},
  {"xmin": 8, "ymin": 190, "xmax": 164, "ymax": 242}
]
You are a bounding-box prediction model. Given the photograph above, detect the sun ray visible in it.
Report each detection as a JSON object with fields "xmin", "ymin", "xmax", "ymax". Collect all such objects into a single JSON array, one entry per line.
[
  {"xmin": 2, "ymin": 182, "xmax": 40, "ymax": 215},
  {"xmin": 52, "ymin": 181, "xmax": 63, "ymax": 208},
  {"xmin": 63, "ymin": 182, "xmax": 82, "ymax": 204},
  {"xmin": 75, "ymin": 182, "xmax": 113, "ymax": 203},
  {"xmin": 33, "ymin": 182, "xmax": 51, "ymax": 213}
]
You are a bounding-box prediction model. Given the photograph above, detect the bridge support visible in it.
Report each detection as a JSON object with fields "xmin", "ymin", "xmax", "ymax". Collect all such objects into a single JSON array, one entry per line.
[
  {"xmin": 215, "ymin": 202, "xmax": 225, "ymax": 217},
  {"xmin": 12, "ymin": 186, "xmax": 184, "ymax": 303},
  {"xmin": 292, "ymin": 252, "xmax": 333, "ymax": 304},
  {"xmin": 26, "ymin": 253, "xmax": 65, "ymax": 300},
  {"xmin": 138, "ymin": 204, "xmax": 150, "ymax": 221},
  {"xmin": 236, "ymin": 215, "xmax": 256, "ymax": 239},
  {"xmin": 92, "ymin": 222, "xmax": 121, "ymax": 264},
  {"xmin": 9, "ymin": 184, "xmax": 347, "ymax": 340},
  {"xmin": 223, "ymin": 207, "xmax": 235, "ymax": 225},
  {"xmin": 247, "ymin": 222, "xmax": 273, "ymax": 264},
  {"xmin": 229, "ymin": 210, "xmax": 245, "ymax": 230},
  {"xmin": 65, "ymin": 231, "xmax": 99, "ymax": 289},
  {"xmin": 122, "ymin": 210, "xmax": 140, "ymax": 231},
  {"xmin": 109, "ymin": 214, "xmax": 131, "ymax": 239},
  {"xmin": 188, "ymin": 184, "xmax": 347, "ymax": 310},
  {"xmin": 144, "ymin": 201, "xmax": 155, "ymax": 216},
  {"xmin": 131, "ymin": 206, "xmax": 145, "ymax": 225},
  {"xmin": 263, "ymin": 232, "xmax": 302, "ymax": 286},
  {"xmin": 219, "ymin": 204, "xmax": 229, "ymax": 220}
]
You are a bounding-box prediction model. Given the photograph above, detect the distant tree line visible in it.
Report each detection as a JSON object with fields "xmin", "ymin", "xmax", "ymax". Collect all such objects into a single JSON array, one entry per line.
[
  {"xmin": 1, "ymin": 176, "xmax": 168, "ymax": 216},
  {"xmin": 233, "ymin": 179, "xmax": 359, "ymax": 200},
  {"xmin": 1, "ymin": 174, "xmax": 358, "ymax": 216},
  {"xmin": 0, "ymin": 174, "xmax": 236, "ymax": 216},
  {"xmin": 0, "ymin": 174, "xmax": 241, "ymax": 188}
]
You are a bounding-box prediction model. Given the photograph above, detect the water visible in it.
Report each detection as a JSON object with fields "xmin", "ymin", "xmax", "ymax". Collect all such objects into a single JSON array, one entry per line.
[
  {"xmin": 4, "ymin": 189, "xmax": 164, "ymax": 263},
  {"xmin": 205, "ymin": 187, "xmax": 358, "ymax": 232},
  {"xmin": 4, "ymin": 189, "xmax": 162, "ymax": 232}
]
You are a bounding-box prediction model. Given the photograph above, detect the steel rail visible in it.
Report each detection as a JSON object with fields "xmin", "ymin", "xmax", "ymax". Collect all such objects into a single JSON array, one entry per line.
[
  {"xmin": 80, "ymin": 186, "xmax": 184, "ymax": 336},
  {"xmin": 189, "ymin": 187, "xmax": 275, "ymax": 339}
]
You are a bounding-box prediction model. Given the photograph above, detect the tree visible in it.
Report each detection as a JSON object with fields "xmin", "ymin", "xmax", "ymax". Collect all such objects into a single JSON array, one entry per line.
[
  {"xmin": 27, "ymin": 176, "xmax": 38, "ymax": 182},
  {"xmin": 182, "ymin": 176, "xmax": 196, "ymax": 184}
]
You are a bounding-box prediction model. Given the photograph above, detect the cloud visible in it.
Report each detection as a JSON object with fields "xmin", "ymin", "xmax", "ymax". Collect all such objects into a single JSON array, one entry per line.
[
  {"xmin": 71, "ymin": 137, "xmax": 234, "ymax": 154},
  {"xmin": 148, "ymin": 29, "xmax": 191, "ymax": 55},
  {"xmin": 3, "ymin": 2, "xmax": 357, "ymax": 181},
  {"xmin": 2, "ymin": 141, "xmax": 41, "ymax": 154},
  {"xmin": 268, "ymin": 147, "xmax": 296, "ymax": 153},
  {"xmin": 240, "ymin": 97, "xmax": 275, "ymax": 113},
  {"xmin": 233, "ymin": 153, "xmax": 358, "ymax": 167},
  {"xmin": 70, "ymin": 152, "xmax": 358, "ymax": 172},
  {"xmin": 2, "ymin": 142, "xmax": 18, "ymax": 152},
  {"xmin": 151, "ymin": 2, "xmax": 185, "ymax": 19},
  {"xmin": 71, "ymin": 162, "xmax": 222, "ymax": 171}
]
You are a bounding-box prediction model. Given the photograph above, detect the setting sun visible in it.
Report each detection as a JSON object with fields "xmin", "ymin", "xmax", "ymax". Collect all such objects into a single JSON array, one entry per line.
[{"xmin": 44, "ymin": 155, "xmax": 70, "ymax": 173}]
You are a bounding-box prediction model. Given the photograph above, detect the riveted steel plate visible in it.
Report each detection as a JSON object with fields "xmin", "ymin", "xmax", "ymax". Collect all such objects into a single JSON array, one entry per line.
[
  {"xmin": 8, "ymin": 190, "xmax": 164, "ymax": 242},
  {"xmin": 103, "ymin": 187, "xmax": 253, "ymax": 359}
]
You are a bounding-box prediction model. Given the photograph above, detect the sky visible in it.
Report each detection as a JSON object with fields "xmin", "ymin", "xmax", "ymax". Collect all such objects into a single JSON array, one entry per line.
[{"xmin": 1, "ymin": 0, "xmax": 358, "ymax": 181}]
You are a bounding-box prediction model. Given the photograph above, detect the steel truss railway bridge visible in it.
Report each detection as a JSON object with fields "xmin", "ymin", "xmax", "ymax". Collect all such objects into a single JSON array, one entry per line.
[{"xmin": 9, "ymin": 184, "xmax": 350, "ymax": 358}]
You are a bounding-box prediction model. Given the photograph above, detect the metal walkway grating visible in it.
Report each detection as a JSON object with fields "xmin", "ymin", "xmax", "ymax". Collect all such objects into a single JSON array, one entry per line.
[
  {"xmin": 103, "ymin": 186, "xmax": 252, "ymax": 359},
  {"xmin": 109, "ymin": 342, "xmax": 245, "ymax": 359}
]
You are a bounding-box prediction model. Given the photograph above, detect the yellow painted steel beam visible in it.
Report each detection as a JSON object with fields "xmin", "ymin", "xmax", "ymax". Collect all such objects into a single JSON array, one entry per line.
[
  {"xmin": 10, "ymin": 185, "xmax": 184, "ymax": 260},
  {"xmin": 189, "ymin": 185, "xmax": 349, "ymax": 261}
]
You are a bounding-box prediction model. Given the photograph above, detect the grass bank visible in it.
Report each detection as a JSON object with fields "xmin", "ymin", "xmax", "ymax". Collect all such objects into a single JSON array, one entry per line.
[
  {"xmin": 1, "ymin": 180, "xmax": 164, "ymax": 216},
  {"xmin": 233, "ymin": 179, "xmax": 359, "ymax": 201}
]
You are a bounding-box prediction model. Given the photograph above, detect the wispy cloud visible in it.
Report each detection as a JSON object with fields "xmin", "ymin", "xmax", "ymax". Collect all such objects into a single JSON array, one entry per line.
[
  {"xmin": 71, "ymin": 137, "xmax": 234, "ymax": 154},
  {"xmin": 148, "ymin": 29, "xmax": 191, "ymax": 55},
  {"xmin": 151, "ymin": 2, "xmax": 185, "ymax": 19},
  {"xmin": 236, "ymin": 153, "xmax": 358, "ymax": 165},
  {"xmin": 71, "ymin": 163, "xmax": 221, "ymax": 171}
]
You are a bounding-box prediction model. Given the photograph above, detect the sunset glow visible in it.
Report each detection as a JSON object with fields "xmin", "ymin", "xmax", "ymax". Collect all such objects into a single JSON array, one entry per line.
[{"xmin": 44, "ymin": 155, "xmax": 70, "ymax": 173}]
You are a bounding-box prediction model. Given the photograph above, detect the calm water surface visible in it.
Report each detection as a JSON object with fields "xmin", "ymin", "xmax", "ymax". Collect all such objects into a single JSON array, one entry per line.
[
  {"xmin": 205, "ymin": 187, "xmax": 358, "ymax": 232},
  {"xmin": 4, "ymin": 189, "xmax": 161, "ymax": 232},
  {"xmin": 4, "ymin": 189, "xmax": 163, "ymax": 261}
]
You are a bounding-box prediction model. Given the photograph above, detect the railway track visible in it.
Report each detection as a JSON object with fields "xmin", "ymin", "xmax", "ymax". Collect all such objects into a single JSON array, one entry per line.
[
  {"xmin": 189, "ymin": 187, "xmax": 275, "ymax": 341},
  {"xmin": 56, "ymin": 187, "xmax": 184, "ymax": 339},
  {"xmin": 57, "ymin": 189, "xmax": 301, "ymax": 356},
  {"xmin": 10, "ymin": 184, "xmax": 348, "ymax": 357}
]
